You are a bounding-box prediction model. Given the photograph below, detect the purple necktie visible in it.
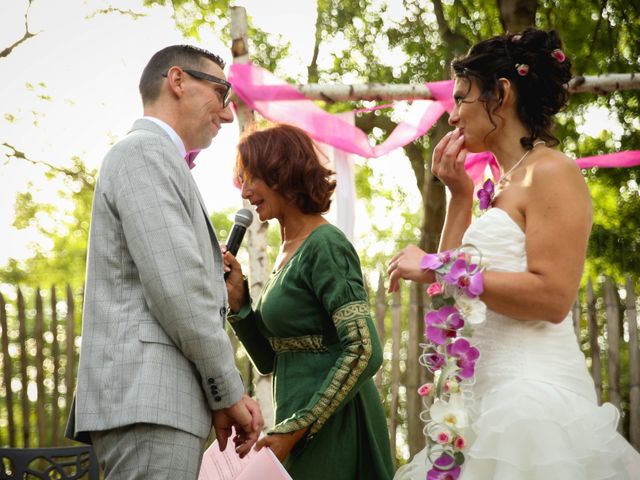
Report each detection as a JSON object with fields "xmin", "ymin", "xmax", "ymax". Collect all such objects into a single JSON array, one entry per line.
[{"xmin": 185, "ymin": 150, "xmax": 200, "ymax": 169}]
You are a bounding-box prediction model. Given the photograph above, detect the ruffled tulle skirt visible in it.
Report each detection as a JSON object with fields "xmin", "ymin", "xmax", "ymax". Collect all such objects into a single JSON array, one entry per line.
[{"xmin": 395, "ymin": 379, "xmax": 640, "ymax": 480}]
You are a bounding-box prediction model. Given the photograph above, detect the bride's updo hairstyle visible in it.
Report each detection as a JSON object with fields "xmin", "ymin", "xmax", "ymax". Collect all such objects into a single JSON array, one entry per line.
[{"xmin": 451, "ymin": 27, "xmax": 572, "ymax": 149}]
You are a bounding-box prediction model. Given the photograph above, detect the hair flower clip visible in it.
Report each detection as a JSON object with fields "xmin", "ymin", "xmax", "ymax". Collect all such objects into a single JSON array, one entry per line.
[
  {"xmin": 515, "ymin": 63, "xmax": 529, "ymax": 76},
  {"xmin": 551, "ymin": 49, "xmax": 566, "ymax": 62}
]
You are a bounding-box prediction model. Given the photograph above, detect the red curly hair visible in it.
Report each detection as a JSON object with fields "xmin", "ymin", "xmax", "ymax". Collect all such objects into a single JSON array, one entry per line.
[{"xmin": 235, "ymin": 124, "xmax": 336, "ymax": 214}]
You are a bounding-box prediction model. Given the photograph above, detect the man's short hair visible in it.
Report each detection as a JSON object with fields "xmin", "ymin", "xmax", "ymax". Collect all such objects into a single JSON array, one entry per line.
[{"xmin": 139, "ymin": 45, "xmax": 225, "ymax": 105}]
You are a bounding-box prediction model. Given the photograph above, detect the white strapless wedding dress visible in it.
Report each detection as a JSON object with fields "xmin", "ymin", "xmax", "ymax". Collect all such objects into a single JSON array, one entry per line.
[{"xmin": 395, "ymin": 208, "xmax": 640, "ymax": 480}]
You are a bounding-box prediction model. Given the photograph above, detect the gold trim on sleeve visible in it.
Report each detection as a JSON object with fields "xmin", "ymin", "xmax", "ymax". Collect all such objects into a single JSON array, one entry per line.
[{"xmin": 269, "ymin": 300, "xmax": 373, "ymax": 437}]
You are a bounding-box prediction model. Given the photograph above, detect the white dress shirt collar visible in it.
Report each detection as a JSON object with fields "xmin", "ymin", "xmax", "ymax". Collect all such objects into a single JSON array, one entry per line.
[{"xmin": 143, "ymin": 116, "xmax": 187, "ymax": 159}]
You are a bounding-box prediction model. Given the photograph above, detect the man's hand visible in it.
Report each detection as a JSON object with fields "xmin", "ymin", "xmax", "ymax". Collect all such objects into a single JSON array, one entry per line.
[
  {"xmin": 254, "ymin": 427, "xmax": 309, "ymax": 463},
  {"xmin": 212, "ymin": 395, "xmax": 264, "ymax": 457}
]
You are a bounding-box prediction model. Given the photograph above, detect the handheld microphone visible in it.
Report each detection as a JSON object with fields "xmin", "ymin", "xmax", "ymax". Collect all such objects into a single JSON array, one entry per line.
[{"xmin": 225, "ymin": 208, "xmax": 254, "ymax": 256}]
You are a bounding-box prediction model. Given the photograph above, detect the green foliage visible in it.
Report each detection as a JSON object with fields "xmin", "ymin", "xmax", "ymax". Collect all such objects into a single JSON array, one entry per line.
[
  {"xmin": 249, "ymin": 29, "xmax": 291, "ymax": 76},
  {"xmin": 543, "ymin": 0, "xmax": 640, "ymax": 286},
  {"xmin": 354, "ymin": 160, "xmax": 422, "ymax": 277},
  {"xmin": 0, "ymin": 158, "xmax": 96, "ymax": 288},
  {"xmin": 143, "ymin": 0, "xmax": 291, "ymax": 74},
  {"xmin": 210, "ymin": 208, "xmax": 234, "ymax": 241},
  {"xmin": 143, "ymin": 0, "xmax": 232, "ymax": 41}
]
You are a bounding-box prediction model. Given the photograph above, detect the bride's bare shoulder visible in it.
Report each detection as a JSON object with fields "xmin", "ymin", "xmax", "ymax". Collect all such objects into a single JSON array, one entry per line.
[
  {"xmin": 529, "ymin": 148, "xmax": 592, "ymax": 216},
  {"xmin": 531, "ymin": 149, "xmax": 588, "ymax": 190},
  {"xmin": 532, "ymin": 148, "xmax": 581, "ymax": 174}
]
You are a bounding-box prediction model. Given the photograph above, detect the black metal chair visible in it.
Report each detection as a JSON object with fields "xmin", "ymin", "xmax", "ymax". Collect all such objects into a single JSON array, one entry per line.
[{"xmin": 0, "ymin": 445, "xmax": 99, "ymax": 480}]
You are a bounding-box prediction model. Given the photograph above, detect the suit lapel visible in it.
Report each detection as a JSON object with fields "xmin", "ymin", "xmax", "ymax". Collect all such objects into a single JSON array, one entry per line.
[
  {"xmin": 194, "ymin": 186, "xmax": 219, "ymax": 244},
  {"xmin": 128, "ymin": 119, "xmax": 219, "ymax": 244}
]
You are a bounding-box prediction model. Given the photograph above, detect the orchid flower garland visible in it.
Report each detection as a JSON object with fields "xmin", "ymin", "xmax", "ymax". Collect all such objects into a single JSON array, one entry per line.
[{"xmin": 417, "ymin": 245, "xmax": 486, "ymax": 480}]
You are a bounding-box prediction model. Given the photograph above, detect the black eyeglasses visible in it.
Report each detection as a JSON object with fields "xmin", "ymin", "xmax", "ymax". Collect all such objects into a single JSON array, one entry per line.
[{"xmin": 163, "ymin": 67, "xmax": 232, "ymax": 107}]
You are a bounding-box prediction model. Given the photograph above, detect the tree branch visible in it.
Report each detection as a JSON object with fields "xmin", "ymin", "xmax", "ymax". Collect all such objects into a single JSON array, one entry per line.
[
  {"xmin": 85, "ymin": 8, "xmax": 147, "ymax": 20},
  {"xmin": 454, "ymin": 0, "xmax": 478, "ymax": 40},
  {"xmin": 586, "ymin": 0, "xmax": 607, "ymax": 63},
  {"xmin": 0, "ymin": 0, "xmax": 39, "ymax": 59},
  {"xmin": 403, "ymin": 141, "xmax": 426, "ymax": 196},
  {"xmin": 430, "ymin": 0, "xmax": 468, "ymax": 57},
  {"xmin": 307, "ymin": 1, "xmax": 324, "ymax": 83},
  {"xmin": 291, "ymin": 73, "xmax": 640, "ymax": 101},
  {"xmin": 2, "ymin": 142, "xmax": 95, "ymax": 190},
  {"xmin": 497, "ymin": 0, "xmax": 537, "ymax": 32},
  {"xmin": 431, "ymin": 0, "xmax": 450, "ymax": 40},
  {"xmin": 354, "ymin": 109, "xmax": 397, "ymax": 134}
]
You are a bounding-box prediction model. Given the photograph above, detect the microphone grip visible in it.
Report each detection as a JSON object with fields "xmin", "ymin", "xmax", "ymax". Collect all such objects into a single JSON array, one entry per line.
[
  {"xmin": 224, "ymin": 225, "xmax": 247, "ymax": 280},
  {"xmin": 226, "ymin": 225, "xmax": 247, "ymax": 256}
]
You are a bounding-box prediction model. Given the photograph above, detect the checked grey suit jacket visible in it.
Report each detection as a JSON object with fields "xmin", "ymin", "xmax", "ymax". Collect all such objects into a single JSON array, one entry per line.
[{"xmin": 66, "ymin": 119, "xmax": 244, "ymax": 442}]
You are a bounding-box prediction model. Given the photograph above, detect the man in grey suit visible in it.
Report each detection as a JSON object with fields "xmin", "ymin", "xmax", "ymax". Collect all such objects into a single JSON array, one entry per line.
[{"xmin": 66, "ymin": 45, "xmax": 263, "ymax": 479}]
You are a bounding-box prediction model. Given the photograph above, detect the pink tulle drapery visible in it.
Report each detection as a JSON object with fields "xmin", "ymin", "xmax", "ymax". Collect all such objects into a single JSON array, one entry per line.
[{"xmin": 228, "ymin": 63, "xmax": 640, "ymax": 184}]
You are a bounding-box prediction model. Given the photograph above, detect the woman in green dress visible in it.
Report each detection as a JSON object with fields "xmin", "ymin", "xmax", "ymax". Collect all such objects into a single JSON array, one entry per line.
[{"xmin": 224, "ymin": 124, "xmax": 394, "ymax": 479}]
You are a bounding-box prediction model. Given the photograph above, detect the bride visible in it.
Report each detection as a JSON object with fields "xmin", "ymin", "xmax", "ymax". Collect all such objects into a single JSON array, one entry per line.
[{"xmin": 387, "ymin": 27, "xmax": 640, "ymax": 479}]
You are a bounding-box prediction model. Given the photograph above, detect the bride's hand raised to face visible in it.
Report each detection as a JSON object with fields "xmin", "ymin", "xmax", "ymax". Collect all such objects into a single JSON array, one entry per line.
[
  {"xmin": 387, "ymin": 245, "xmax": 435, "ymax": 293},
  {"xmin": 431, "ymin": 128, "xmax": 474, "ymax": 198}
]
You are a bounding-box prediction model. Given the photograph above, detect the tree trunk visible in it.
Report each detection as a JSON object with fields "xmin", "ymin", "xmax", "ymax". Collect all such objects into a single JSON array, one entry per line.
[
  {"xmin": 230, "ymin": 5, "xmax": 274, "ymax": 429},
  {"xmin": 498, "ymin": 0, "xmax": 537, "ymax": 32}
]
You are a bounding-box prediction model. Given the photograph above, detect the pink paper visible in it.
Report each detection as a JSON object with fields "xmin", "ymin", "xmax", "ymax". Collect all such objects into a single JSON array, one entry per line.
[
  {"xmin": 198, "ymin": 439, "xmax": 292, "ymax": 480},
  {"xmin": 235, "ymin": 449, "xmax": 292, "ymax": 480}
]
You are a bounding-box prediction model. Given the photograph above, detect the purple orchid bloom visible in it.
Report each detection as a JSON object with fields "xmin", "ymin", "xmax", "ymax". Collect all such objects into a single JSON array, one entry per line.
[
  {"xmin": 443, "ymin": 259, "xmax": 484, "ymax": 298},
  {"xmin": 446, "ymin": 338, "xmax": 480, "ymax": 379},
  {"xmin": 425, "ymin": 352, "xmax": 446, "ymax": 370},
  {"xmin": 427, "ymin": 466, "xmax": 461, "ymax": 480},
  {"xmin": 427, "ymin": 454, "xmax": 462, "ymax": 480},
  {"xmin": 421, "ymin": 250, "xmax": 453, "ymax": 271},
  {"xmin": 476, "ymin": 178, "xmax": 494, "ymax": 210},
  {"xmin": 425, "ymin": 306, "xmax": 464, "ymax": 345}
]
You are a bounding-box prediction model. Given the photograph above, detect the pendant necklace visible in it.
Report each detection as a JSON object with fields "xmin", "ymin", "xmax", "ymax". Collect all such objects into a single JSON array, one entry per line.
[{"xmin": 477, "ymin": 140, "xmax": 546, "ymax": 210}]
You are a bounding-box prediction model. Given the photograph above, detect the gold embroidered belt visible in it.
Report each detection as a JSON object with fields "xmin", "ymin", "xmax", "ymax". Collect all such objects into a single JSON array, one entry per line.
[{"xmin": 268, "ymin": 335, "xmax": 328, "ymax": 353}]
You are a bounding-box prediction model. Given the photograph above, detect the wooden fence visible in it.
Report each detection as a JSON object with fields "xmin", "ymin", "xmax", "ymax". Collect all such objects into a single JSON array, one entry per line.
[
  {"xmin": 1, "ymin": 278, "xmax": 639, "ymax": 462},
  {"xmin": 0, "ymin": 286, "xmax": 77, "ymax": 448}
]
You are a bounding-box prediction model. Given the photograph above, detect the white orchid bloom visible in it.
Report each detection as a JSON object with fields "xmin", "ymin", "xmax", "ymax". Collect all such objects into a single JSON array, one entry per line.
[
  {"xmin": 454, "ymin": 292, "xmax": 487, "ymax": 326},
  {"xmin": 429, "ymin": 394, "xmax": 469, "ymax": 431}
]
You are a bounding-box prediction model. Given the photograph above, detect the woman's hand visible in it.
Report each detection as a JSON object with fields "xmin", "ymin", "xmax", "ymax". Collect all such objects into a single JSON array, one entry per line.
[
  {"xmin": 431, "ymin": 128, "xmax": 474, "ymax": 199},
  {"xmin": 387, "ymin": 245, "xmax": 435, "ymax": 293},
  {"xmin": 223, "ymin": 249, "xmax": 246, "ymax": 312},
  {"xmin": 254, "ymin": 427, "xmax": 309, "ymax": 463}
]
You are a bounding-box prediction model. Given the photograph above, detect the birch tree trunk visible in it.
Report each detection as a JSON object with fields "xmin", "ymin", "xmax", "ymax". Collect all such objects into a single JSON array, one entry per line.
[
  {"xmin": 230, "ymin": 6, "xmax": 274, "ymax": 429},
  {"xmin": 294, "ymin": 74, "xmax": 640, "ymax": 101}
]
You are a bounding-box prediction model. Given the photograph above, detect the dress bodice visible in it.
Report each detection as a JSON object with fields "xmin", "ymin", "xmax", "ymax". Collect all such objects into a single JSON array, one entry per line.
[{"xmin": 462, "ymin": 208, "xmax": 596, "ymax": 401}]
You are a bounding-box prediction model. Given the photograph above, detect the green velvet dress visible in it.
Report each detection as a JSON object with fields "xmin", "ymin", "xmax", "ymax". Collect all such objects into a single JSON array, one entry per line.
[{"xmin": 229, "ymin": 224, "xmax": 394, "ymax": 479}]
